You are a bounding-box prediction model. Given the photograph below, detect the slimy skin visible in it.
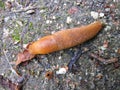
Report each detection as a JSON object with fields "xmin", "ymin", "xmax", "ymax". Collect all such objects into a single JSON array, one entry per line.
[
  {"xmin": 16, "ymin": 21, "xmax": 103, "ymax": 65},
  {"xmin": 28, "ymin": 21, "xmax": 102, "ymax": 54}
]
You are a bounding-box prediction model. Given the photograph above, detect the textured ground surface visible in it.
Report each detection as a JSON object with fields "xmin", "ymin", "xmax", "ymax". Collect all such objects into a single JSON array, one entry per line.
[{"xmin": 0, "ymin": 0, "xmax": 120, "ymax": 90}]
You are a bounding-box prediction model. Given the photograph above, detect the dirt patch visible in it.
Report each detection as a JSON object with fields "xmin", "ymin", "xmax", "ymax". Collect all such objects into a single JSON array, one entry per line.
[{"xmin": 0, "ymin": 0, "xmax": 120, "ymax": 90}]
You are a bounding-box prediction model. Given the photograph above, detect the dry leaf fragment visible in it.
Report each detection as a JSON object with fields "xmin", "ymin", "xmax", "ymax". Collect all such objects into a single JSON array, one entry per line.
[
  {"xmin": 16, "ymin": 49, "xmax": 35, "ymax": 65},
  {"xmin": 90, "ymin": 53, "xmax": 118, "ymax": 64},
  {"xmin": 0, "ymin": 75, "xmax": 22, "ymax": 90}
]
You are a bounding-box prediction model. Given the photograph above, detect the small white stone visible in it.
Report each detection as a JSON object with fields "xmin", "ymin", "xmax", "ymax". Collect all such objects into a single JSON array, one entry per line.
[
  {"xmin": 52, "ymin": 16, "xmax": 56, "ymax": 20},
  {"xmin": 40, "ymin": 10, "xmax": 45, "ymax": 13},
  {"xmin": 1, "ymin": 73, "xmax": 4, "ymax": 76},
  {"xmin": 64, "ymin": 3, "xmax": 67, "ymax": 6},
  {"xmin": 22, "ymin": 69, "xmax": 26, "ymax": 72},
  {"xmin": 91, "ymin": 73, "xmax": 95, "ymax": 76},
  {"xmin": 79, "ymin": 76, "xmax": 82, "ymax": 80},
  {"xmin": 100, "ymin": 46, "xmax": 106, "ymax": 51},
  {"xmin": 54, "ymin": 0, "xmax": 58, "ymax": 3},
  {"xmin": 113, "ymin": 0, "xmax": 117, "ymax": 2},
  {"xmin": 58, "ymin": 56, "xmax": 62, "ymax": 60},
  {"xmin": 4, "ymin": 16, "xmax": 10, "ymax": 22},
  {"xmin": 16, "ymin": 21, "xmax": 23, "ymax": 26},
  {"xmin": 23, "ymin": 44, "xmax": 28, "ymax": 48},
  {"xmin": 9, "ymin": 0, "xmax": 14, "ymax": 1},
  {"xmin": 60, "ymin": 24, "xmax": 63, "ymax": 28},
  {"xmin": 50, "ymin": 21, "xmax": 52, "ymax": 23},
  {"xmin": 99, "ymin": 13, "xmax": 104, "ymax": 17},
  {"xmin": 105, "ymin": 8, "xmax": 110, "ymax": 12},
  {"xmin": 46, "ymin": 20, "xmax": 52, "ymax": 24},
  {"xmin": 104, "ymin": 26, "xmax": 111, "ymax": 31},
  {"xmin": 56, "ymin": 68, "xmax": 67, "ymax": 74},
  {"xmin": 77, "ymin": 21, "xmax": 80, "ymax": 24},
  {"xmin": 66, "ymin": 16, "xmax": 72, "ymax": 24},
  {"xmin": 3, "ymin": 28, "xmax": 9, "ymax": 38},
  {"xmin": 11, "ymin": 68, "xmax": 18, "ymax": 75},
  {"xmin": 90, "ymin": 11, "xmax": 99, "ymax": 19},
  {"xmin": 26, "ymin": 9, "xmax": 35, "ymax": 14},
  {"xmin": 46, "ymin": 20, "xmax": 49, "ymax": 24},
  {"xmin": 51, "ymin": 31, "xmax": 55, "ymax": 34},
  {"xmin": 85, "ymin": 70, "xmax": 88, "ymax": 75}
]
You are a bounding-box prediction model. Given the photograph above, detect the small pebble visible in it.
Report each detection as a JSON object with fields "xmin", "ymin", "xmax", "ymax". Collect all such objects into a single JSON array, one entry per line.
[
  {"xmin": 3, "ymin": 28, "xmax": 9, "ymax": 38},
  {"xmin": 4, "ymin": 16, "xmax": 10, "ymax": 22},
  {"xmin": 103, "ymin": 40, "xmax": 109, "ymax": 48},
  {"xmin": 22, "ymin": 69, "xmax": 26, "ymax": 73},
  {"xmin": 46, "ymin": 20, "xmax": 52, "ymax": 24},
  {"xmin": 51, "ymin": 31, "xmax": 56, "ymax": 34},
  {"xmin": 26, "ymin": 10, "xmax": 35, "ymax": 14},
  {"xmin": 64, "ymin": 3, "xmax": 67, "ymax": 6},
  {"xmin": 52, "ymin": 16, "xmax": 56, "ymax": 20},
  {"xmin": 68, "ymin": 7, "xmax": 78, "ymax": 14},
  {"xmin": 58, "ymin": 56, "xmax": 62, "ymax": 60},
  {"xmin": 1, "ymin": 73, "xmax": 5, "ymax": 76},
  {"xmin": 96, "ymin": 73, "xmax": 103, "ymax": 79},
  {"xmin": 23, "ymin": 44, "xmax": 28, "ymax": 48},
  {"xmin": 17, "ymin": 77, "xmax": 24, "ymax": 84},
  {"xmin": 40, "ymin": 10, "xmax": 45, "ymax": 13},
  {"xmin": 56, "ymin": 67, "xmax": 67, "ymax": 74},
  {"xmin": 66, "ymin": 16, "xmax": 72, "ymax": 24},
  {"xmin": 100, "ymin": 46, "xmax": 106, "ymax": 51},
  {"xmin": 91, "ymin": 73, "xmax": 95, "ymax": 76},
  {"xmin": 90, "ymin": 11, "xmax": 99, "ymax": 19},
  {"xmin": 16, "ymin": 21, "xmax": 23, "ymax": 26},
  {"xmin": 99, "ymin": 13, "xmax": 104, "ymax": 17},
  {"xmin": 54, "ymin": 0, "xmax": 58, "ymax": 3},
  {"xmin": 79, "ymin": 76, "xmax": 82, "ymax": 80},
  {"xmin": 77, "ymin": 21, "xmax": 80, "ymax": 24},
  {"xmin": 104, "ymin": 26, "xmax": 111, "ymax": 31},
  {"xmin": 105, "ymin": 8, "xmax": 110, "ymax": 12}
]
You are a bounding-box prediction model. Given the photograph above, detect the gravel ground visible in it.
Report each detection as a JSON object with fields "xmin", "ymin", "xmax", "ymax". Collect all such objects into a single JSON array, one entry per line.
[{"xmin": 0, "ymin": 0, "xmax": 120, "ymax": 90}]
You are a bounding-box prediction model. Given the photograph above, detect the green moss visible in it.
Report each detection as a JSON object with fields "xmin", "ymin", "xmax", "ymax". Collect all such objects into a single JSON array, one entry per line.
[
  {"xmin": 0, "ymin": 1, "xmax": 5, "ymax": 9},
  {"xmin": 3, "ymin": 43, "xmax": 6, "ymax": 49},
  {"xmin": 23, "ymin": 33, "xmax": 30, "ymax": 44},
  {"xmin": 11, "ymin": 23, "xmax": 21, "ymax": 42},
  {"xmin": 28, "ymin": 22, "xmax": 34, "ymax": 30},
  {"xmin": 12, "ymin": 29, "xmax": 20, "ymax": 42}
]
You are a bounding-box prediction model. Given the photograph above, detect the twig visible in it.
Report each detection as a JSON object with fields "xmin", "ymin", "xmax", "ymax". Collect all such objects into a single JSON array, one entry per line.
[
  {"xmin": 3, "ymin": 50, "xmax": 20, "ymax": 76},
  {"xmin": 67, "ymin": 49, "xmax": 82, "ymax": 71},
  {"xmin": 20, "ymin": 20, "xmax": 29, "ymax": 49},
  {"xmin": 0, "ymin": 74, "xmax": 28, "ymax": 90},
  {"xmin": 90, "ymin": 53, "xmax": 118, "ymax": 65},
  {"xmin": 12, "ymin": 6, "xmax": 37, "ymax": 13},
  {"xmin": 12, "ymin": 1, "xmax": 38, "ymax": 13},
  {"xmin": 0, "ymin": 75, "xmax": 22, "ymax": 90},
  {"xmin": 68, "ymin": 48, "xmax": 90, "ymax": 72}
]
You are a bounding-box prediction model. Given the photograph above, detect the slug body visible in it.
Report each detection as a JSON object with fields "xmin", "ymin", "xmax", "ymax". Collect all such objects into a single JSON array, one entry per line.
[
  {"xmin": 16, "ymin": 21, "xmax": 103, "ymax": 65},
  {"xmin": 28, "ymin": 21, "xmax": 102, "ymax": 54}
]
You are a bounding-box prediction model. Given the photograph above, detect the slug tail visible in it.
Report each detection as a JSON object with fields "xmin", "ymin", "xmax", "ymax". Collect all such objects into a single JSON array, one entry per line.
[{"xmin": 16, "ymin": 49, "xmax": 35, "ymax": 65}]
